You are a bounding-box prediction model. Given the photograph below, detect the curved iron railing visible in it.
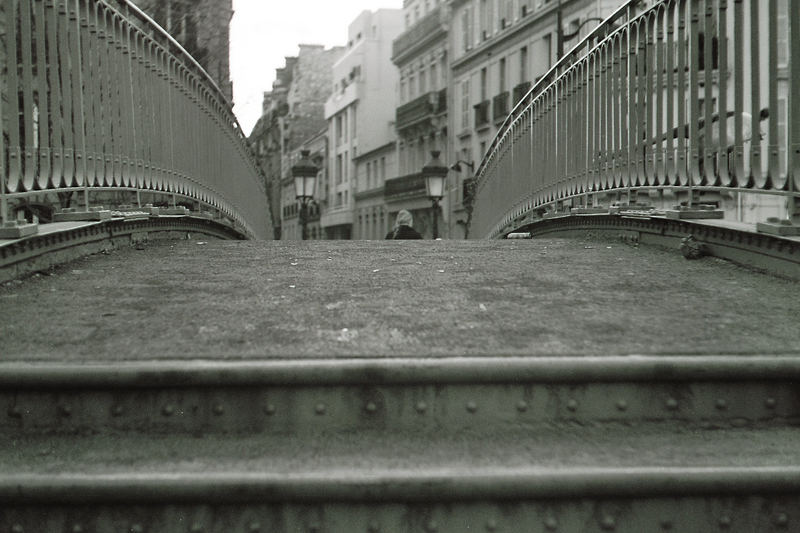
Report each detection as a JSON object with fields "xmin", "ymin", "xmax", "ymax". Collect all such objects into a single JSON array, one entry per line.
[
  {"xmin": 1, "ymin": 0, "xmax": 272, "ymax": 239},
  {"xmin": 473, "ymin": 0, "xmax": 798, "ymax": 239}
]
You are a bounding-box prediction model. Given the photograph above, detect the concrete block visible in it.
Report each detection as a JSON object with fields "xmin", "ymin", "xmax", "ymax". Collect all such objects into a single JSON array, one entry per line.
[
  {"xmin": 53, "ymin": 207, "xmax": 111, "ymax": 222},
  {"xmin": 756, "ymin": 218, "xmax": 800, "ymax": 236},
  {"xmin": 0, "ymin": 221, "xmax": 39, "ymax": 239}
]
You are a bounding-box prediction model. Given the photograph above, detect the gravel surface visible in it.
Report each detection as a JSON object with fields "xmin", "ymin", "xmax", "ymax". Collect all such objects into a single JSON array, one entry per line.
[
  {"xmin": 4, "ymin": 424, "xmax": 799, "ymax": 474},
  {"xmin": 2, "ymin": 237, "xmax": 799, "ymax": 360}
]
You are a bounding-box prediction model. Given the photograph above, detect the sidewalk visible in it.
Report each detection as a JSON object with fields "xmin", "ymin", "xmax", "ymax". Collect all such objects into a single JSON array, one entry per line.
[{"xmin": 2, "ymin": 237, "xmax": 799, "ymax": 360}]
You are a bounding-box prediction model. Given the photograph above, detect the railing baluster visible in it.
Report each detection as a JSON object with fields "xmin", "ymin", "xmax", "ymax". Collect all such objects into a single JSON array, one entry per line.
[
  {"xmin": 750, "ymin": 0, "xmax": 765, "ymax": 189},
  {"xmin": 34, "ymin": 0, "xmax": 52, "ymax": 190},
  {"xmin": 792, "ymin": 0, "xmax": 800, "ymax": 200},
  {"xmin": 766, "ymin": 0, "xmax": 783, "ymax": 190},
  {"xmin": 717, "ymin": 0, "xmax": 731, "ymax": 187},
  {"xmin": 6, "ymin": 0, "xmax": 23, "ymax": 194}
]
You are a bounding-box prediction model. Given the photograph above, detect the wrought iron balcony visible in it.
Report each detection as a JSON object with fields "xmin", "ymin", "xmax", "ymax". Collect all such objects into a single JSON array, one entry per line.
[
  {"xmin": 493, "ymin": 92, "xmax": 510, "ymax": 123},
  {"xmin": 474, "ymin": 101, "xmax": 490, "ymax": 129},
  {"xmin": 392, "ymin": 6, "xmax": 445, "ymax": 61},
  {"xmin": 384, "ymin": 172, "xmax": 427, "ymax": 200},
  {"xmin": 396, "ymin": 90, "xmax": 446, "ymax": 132},
  {"xmin": 513, "ymin": 82, "xmax": 532, "ymax": 106}
]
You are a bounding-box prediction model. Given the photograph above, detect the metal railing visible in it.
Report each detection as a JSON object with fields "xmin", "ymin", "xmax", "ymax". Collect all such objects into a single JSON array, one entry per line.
[
  {"xmin": 473, "ymin": 0, "xmax": 798, "ymax": 239},
  {"xmin": 1, "ymin": 0, "xmax": 272, "ymax": 239}
]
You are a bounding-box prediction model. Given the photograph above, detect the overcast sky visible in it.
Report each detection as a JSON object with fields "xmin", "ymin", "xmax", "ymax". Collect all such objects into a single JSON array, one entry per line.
[{"xmin": 231, "ymin": 0, "xmax": 402, "ymax": 136}]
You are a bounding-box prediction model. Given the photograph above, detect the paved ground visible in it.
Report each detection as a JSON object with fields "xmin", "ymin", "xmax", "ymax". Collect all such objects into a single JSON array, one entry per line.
[{"xmin": 2, "ymin": 236, "xmax": 799, "ymax": 360}]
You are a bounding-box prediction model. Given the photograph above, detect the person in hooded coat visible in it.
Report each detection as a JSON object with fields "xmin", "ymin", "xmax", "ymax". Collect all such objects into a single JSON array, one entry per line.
[{"xmin": 385, "ymin": 209, "xmax": 422, "ymax": 239}]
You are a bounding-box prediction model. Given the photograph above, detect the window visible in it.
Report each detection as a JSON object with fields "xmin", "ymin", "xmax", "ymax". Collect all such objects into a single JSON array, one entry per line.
[
  {"xmin": 461, "ymin": 79, "xmax": 470, "ymax": 130},
  {"xmin": 430, "ymin": 62, "xmax": 438, "ymax": 91},
  {"xmin": 520, "ymin": 46, "xmax": 528, "ymax": 82},
  {"xmin": 366, "ymin": 161, "xmax": 372, "ymax": 188},
  {"xmin": 380, "ymin": 156, "xmax": 386, "ymax": 181},
  {"xmin": 499, "ymin": 57, "xmax": 506, "ymax": 92},
  {"xmin": 480, "ymin": 68, "xmax": 487, "ymax": 100},
  {"xmin": 351, "ymin": 106, "xmax": 358, "ymax": 140},
  {"xmin": 419, "ymin": 66, "xmax": 426, "ymax": 93},
  {"xmin": 409, "ymin": 72, "xmax": 416, "ymax": 98},
  {"xmin": 400, "ymin": 79, "xmax": 406, "ymax": 104},
  {"xmin": 462, "ymin": 7, "xmax": 472, "ymax": 52}
]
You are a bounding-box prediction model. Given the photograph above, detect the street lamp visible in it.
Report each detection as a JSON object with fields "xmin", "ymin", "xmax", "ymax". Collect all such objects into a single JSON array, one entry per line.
[
  {"xmin": 421, "ymin": 150, "xmax": 448, "ymax": 239},
  {"xmin": 555, "ymin": 0, "xmax": 607, "ymax": 60},
  {"xmin": 291, "ymin": 149, "xmax": 318, "ymax": 240},
  {"xmin": 449, "ymin": 160, "xmax": 475, "ymax": 173}
]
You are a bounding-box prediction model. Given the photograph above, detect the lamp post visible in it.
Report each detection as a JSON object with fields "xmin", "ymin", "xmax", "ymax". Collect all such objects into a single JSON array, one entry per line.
[
  {"xmin": 421, "ymin": 150, "xmax": 448, "ymax": 239},
  {"xmin": 555, "ymin": 0, "xmax": 606, "ymax": 60},
  {"xmin": 291, "ymin": 149, "xmax": 318, "ymax": 241}
]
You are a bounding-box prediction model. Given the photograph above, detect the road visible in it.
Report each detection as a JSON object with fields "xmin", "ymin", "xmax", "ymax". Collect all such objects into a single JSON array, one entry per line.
[{"xmin": 2, "ymin": 236, "xmax": 799, "ymax": 360}]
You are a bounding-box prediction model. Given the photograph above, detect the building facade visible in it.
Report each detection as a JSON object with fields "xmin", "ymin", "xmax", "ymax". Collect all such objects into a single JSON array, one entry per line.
[
  {"xmin": 134, "ymin": 0, "xmax": 234, "ymax": 102},
  {"xmin": 389, "ymin": 0, "xmax": 450, "ymax": 239},
  {"xmin": 322, "ymin": 9, "xmax": 405, "ymax": 239},
  {"xmin": 447, "ymin": 0, "xmax": 619, "ymax": 237}
]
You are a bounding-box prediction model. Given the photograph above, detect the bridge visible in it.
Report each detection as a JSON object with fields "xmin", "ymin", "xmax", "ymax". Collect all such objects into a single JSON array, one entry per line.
[{"xmin": 2, "ymin": 0, "xmax": 800, "ymax": 532}]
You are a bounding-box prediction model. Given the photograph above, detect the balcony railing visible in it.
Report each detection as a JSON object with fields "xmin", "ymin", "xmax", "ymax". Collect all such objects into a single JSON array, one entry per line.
[
  {"xmin": 396, "ymin": 90, "xmax": 447, "ymax": 131},
  {"xmin": 474, "ymin": 101, "xmax": 490, "ymax": 129},
  {"xmin": 392, "ymin": 6, "xmax": 444, "ymax": 61},
  {"xmin": 384, "ymin": 172, "xmax": 427, "ymax": 199},
  {"xmin": 0, "ymin": 0, "xmax": 272, "ymax": 239},
  {"xmin": 473, "ymin": 0, "xmax": 796, "ymax": 239},
  {"xmin": 512, "ymin": 82, "xmax": 532, "ymax": 106},
  {"xmin": 492, "ymin": 92, "xmax": 510, "ymax": 123}
]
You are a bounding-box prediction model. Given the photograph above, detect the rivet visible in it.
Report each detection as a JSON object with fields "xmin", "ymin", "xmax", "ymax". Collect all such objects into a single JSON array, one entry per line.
[
  {"xmin": 544, "ymin": 517, "xmax": 558, "ymax": 531},
  {"xmin": 415, "ymin": 401, "xmax": 427, "ymax": 413},
  {"xmin": 775, "ymin": 513, "xmax": 789, "ymax": 527},
  {"xmin": 486, "ymin": 518, "xmax": 497, "ymax": 531},
  {"xmin": 309, "ymin": 523, "xmax": 321, "ymax": 533},
  {"xmin": 190, "ymin": 524, "xmax": 203, "ymax": 533},
  {"xmin": 212, "ymin": 404, "xmax": 224, "ymax": 416},
  {"xmin": 264, "ymin": 404, "xmax": 276, "ymax": 415},
  {"xmin": 130, "ymin": 524, "xmax": 144, "ymax": 533},
  {"xmin": 365, "ymin": 401, "xmax": 377, "ymax": 413},
  {"xmin": 11, "ymin": 525, "xmax": 23, "ymax": 533},
  {"xmin": 59, "ymin": 405, "xmax": 72, "ymax": 417},
  {"xmin": 660, "ymin": 519, "xmax": 673, "ymax": 530},
  {"xmin": 315, "ymin": 403, "xmax": 326, "ymax": 415},
  {"xmin": 72, "ymin": 525, "xmax": 84, "ymax": 533},
  {"xmin": 248, "ymin": 521, "xmax": 261, "ymax": 532},
  {"xmin": 162, "ymin": 405, "xmax": 174, "ymax": 416},
  {"xmin": 765, "ymin": 397, "xmax": 777, "ymax": 409},
  {"xmin": 567, "ymin": 399, "xmax": 578, "ymax": 412},
  {"xmin": 111, "ymin": 405, "xmax": 124, "ymax": 417},
  {"xmin": 718, "ymin": 515, "xmax": 731, "ymax": 528},
  {"xmin": 367, "ymin": 521, "xmax": 380, "ymax": 533},
  {"xmin": 600, "ymin": 515, "xmax": 616, "ymax": 530},
  {"xmin": 425, "ymin": 520, "xmax": 438, "ymax": 532},
  {"xmin": 466, "ymin": 401, "xmax": 478, "ymax": 413},
  {"xmin": 665, "ymin": 398, "xmax": 678, "ymax": 410},
  {"xmin": 616, "ymin": 400, "xmax": 627, "ymax": 411},
  {"xmin": 716, "ymin": 399, "xmax": 728, "ymax": 410},
  {"xmin": 7, "ymin": 406, "xmax": 22, "ymax": 418},
  {"xmin": 516, "ymin": 400, "xmax": 528, "ymax": 412}
]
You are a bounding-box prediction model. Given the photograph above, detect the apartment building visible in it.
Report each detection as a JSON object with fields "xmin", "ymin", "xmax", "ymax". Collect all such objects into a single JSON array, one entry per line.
[
  {"xmin": 322, "ymin": 9, "xmax": 404, "ymax": 239},
  {"xmin": 389, "ymin": 0, "xmax": 450, "ymax": 239},
  {"xmin": 447, "ymin": 0, "xmax": 619, "ymax": 237}
]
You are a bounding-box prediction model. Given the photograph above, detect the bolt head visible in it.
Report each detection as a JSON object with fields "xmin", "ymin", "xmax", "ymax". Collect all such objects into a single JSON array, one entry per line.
[
  {"xmin": 600, "ymin": 516, "xmax": 616, "ymax": 530},
  {"xmin": 212, "ymin": 404, "xmax": 224, "ymax": 415},
  {"xmin": 264, "ymin": 404, "xmax": 276, "ymax": 415},
  {"xmin": 665, "ymin": 398, "xmax": 678, "ymax": 410},
  {"xmin": 59, "ymin": 405, "xmax": 72, "ymax": 417},
  {"xmin": 516, "ymin": 400, "xmax": 528, "ymax": 412},
  {"xmin": 365, "ymin": 401, "xmax": 377, "ymax": 413},
  {"xmin": 367, "ymin": 521, "xmax": 380, "ymax": 533},
  {"xmin": 718, "ymin": 515, "xmax": 731, "ymax": 528},
  {"xmin": 11, "ymin": 525, "xmax": 23, "ymax": 533},
  {"xmin": 309, "ymin": 523, "xmax": 321, "ymax": 532},
  {"xmin": 765, "ymin": 397, "xmax": 777, "ymax": 409},
  {"xmin": 315, "ymin": 403, "xmax": 326, "ymax": 415},
  {"xmin": 716, "ymin": 399, "xmax": 728, "ymax": 410},
  {"xmin": 130, "ymin": 524, "xmax": 144, "ymax": 533},
  {"xmin": 111, "ymin": 405, "xmax": 124, "ymax": 417},
  {"xmin": 486, "ymin": 518, "xmax": 497, "ymax": 531},
  {"xmin": 248, "ymin": 521, "xmax": 261, "ymax": 532},
  {"xmin": 72, "ymin": 525, "xmax": 83, "ymax": 533},
  {"xmin": 162, "ymin": 405, "xmax": 174, "ymax": 416},
  {"xmin": 190, "ymin": 524, "xmax": 203, "ymax": 533},
  {"xmin": 544, "ymin": 517, "xmax": 558, "ymax": 531},
  {"xmin": 466, "ymin": 401, "xmax": 478, "ymax": 413},
  {"xmin": 616, "ymin": 400, "xmax": 627, "ymax": 411},
  {"xmin": 425, "ymin": 520, "xmax": 438, "ymax": 532},
  {"xmin": 775, "ymin": 513, "xmax": 789, "ymax": 527},
  {"xmin": 566, "ymin": 399, "xmax": 578, "ymax": 412},
  {"xmin": 415, "ymin": 401, "xmax": 427, "ymax": 413},
  {"xmin": 660, "ymin": 519, "xmax": 673, "ymax": 530}
]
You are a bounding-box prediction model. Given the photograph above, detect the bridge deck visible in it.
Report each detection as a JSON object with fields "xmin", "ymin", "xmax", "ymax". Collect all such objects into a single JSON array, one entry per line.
[{"xmin": 2, "ymin": 238, "xmax": 798, "ymax": 360}]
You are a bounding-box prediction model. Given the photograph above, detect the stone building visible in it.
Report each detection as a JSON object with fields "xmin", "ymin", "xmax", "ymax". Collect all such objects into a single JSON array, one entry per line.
[
  {"xmin": 446, "ymin": 0, "xmax": 620, "ymax": 237},
  {"xmin": 390, "ymin": 0, "xmax": 450, "ymax": 239},
  {"xmin": 322, "ymin": 9, "xmax": 405, "ymax": 240},
  {"xmin": 249, "ymin": 46, "xmax": 342, "ymax": 240}
]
